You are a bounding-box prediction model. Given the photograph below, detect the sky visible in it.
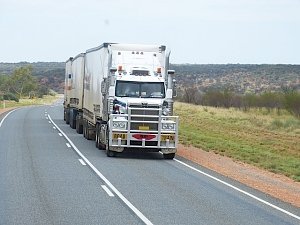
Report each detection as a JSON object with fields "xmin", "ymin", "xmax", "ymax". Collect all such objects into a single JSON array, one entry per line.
[{"xmin": 1, "ymin": 0, "xmax": 300, "ymax": 64}]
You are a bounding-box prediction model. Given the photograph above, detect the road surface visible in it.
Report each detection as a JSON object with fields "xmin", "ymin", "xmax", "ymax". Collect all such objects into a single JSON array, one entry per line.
[{"xmin": 0, "ymin": 103, "xmax": 299, "ymax": 225}]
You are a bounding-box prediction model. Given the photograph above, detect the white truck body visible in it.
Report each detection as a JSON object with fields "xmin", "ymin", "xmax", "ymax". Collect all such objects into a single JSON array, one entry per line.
[
  {"xmin": 63, "ymin": 58, "xmax": 72, "ymax": 123},
  {"xmin": 65, "ymin": 43, "xmax": 178, "ymax": 158},
  {"xmin": 67, "ymin": 53, "xmax": 85, "ymax": 130},
  {"xmin": 70, "ymin": 53, "xmax": 85, "ymax": 110},
  {"xmin": 83, "ymin": 44, "xmax": 109, "ymax": 124}
]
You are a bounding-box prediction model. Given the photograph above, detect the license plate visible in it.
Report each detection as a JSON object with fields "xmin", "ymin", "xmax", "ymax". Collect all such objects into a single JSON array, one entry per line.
[
  {"xmin": 139, "ymin": 125, "xmax": 149, "ymax": 130},
  {"xmin": 112, "ymin": 133, "xmax": 127, "ymax": 140},
  {"xmin": 161, "ymin": 135, "xmax": 175, "ymax": 141}
]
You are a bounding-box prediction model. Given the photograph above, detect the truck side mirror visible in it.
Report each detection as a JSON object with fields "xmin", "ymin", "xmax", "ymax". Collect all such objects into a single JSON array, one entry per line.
[
  {"xmin": 173, "ymin": 79, "xmax": 177, "ymax": 97},
  {"xmin": 167, "ymin": 70, "xmax": 177, "ymax": 97}
]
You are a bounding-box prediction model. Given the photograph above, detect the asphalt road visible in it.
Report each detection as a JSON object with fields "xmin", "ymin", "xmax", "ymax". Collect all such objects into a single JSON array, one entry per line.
[{"xmin": 0, "ymin": 103, "xmax": 299, "ymax": 225}]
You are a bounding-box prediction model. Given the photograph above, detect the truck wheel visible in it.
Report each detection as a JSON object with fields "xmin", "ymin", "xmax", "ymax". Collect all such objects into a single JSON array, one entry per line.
[
  {"xmin": 83, "ymin": 119, "xmax": 87, "ymax": 139},
  {"xmin": 76, "ymin": 114, "xmax": 83, "ymax": 134},
  {"xmin": 163, "ymin": 153, "xmax": 175, "ymax": 160},
  {"xmin": 65, "ymin": 109, "xmax": 70, "ymax": 124},
  {"xmin": 106, "ymin": 149, "xmax": 116, "ymax": 157},
  {"xmin": 63, "ymin": 109, "xmax": 66, "ymax": 121},
  {"xmin": 87, "ymin": 125, "xmax": 95, "ymax": 140},
  {"xmin": 69, "ymin": 110, "xmax": 75, "ymax": 129},
  {"xmin": 76, "ymin": 118, "xmax": 82, "ymax": 134},
  {"xmin": 105, "ymin": 128, "xmax": 116, "ymax": 157},
  {"xmin": 95, "ymin": 123, "xmax": 100, "ymax": 149}
]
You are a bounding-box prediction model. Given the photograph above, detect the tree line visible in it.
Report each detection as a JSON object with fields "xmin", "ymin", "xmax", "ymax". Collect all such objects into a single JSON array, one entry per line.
[
  {"xmin": 0, "ymin": 66, "xmax": 51, "ymax": 102},
  {"xmin": 178, "ymin": 87, "xmax": 300, "ymax": 117}
]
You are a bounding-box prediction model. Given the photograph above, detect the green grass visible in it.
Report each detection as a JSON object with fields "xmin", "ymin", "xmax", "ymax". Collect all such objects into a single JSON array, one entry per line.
[
  {"xmin": 174, "ymin": 102, "xmax": 300, "ymax": 181},
  {"xmin": 0, "ymin": 95, "xmax": 61, "ymax": 109}
]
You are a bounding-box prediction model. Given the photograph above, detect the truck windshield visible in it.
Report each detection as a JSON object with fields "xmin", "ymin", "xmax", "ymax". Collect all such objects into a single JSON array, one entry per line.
[{"xmin": 115, "ymin": 81, "xmax": 165, "ymax": 98}]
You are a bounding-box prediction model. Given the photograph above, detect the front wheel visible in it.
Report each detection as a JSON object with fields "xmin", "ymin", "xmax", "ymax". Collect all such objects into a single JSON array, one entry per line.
[
  {"xmin": 105, "ymin": 127, "xmax": 116, "ymax": 157},
  {"xmin": 106, "ymin": 149, "xmax": 116, "ymax": 157},
  {"xmin": 163, "ymin": 153, "xmax": 175, "ymax": 160}
]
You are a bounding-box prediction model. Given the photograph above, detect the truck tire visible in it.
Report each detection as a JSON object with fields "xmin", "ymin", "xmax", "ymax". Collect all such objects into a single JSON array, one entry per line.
[
  {"xmin": 83, "ymin": 119, "xmax": 87, "ymax": 139},
  {"xmin": 69, "ymin": 109, "xmax": 76, "ymax": 129},
  {"xmin": 106, "ymin": 149, "xmax": 116, "ymax": 157},
  {"xmin": 63, "ymin": 109, "xmax": 66, "ymax": 121},
  {"xmin": 83, "ymin": 119, "xmax": 95, "ymax": 140},
  {"xmin": 163, "ymin": 153, "xmax": 175, "ymax": 160},
  {"xmin": 76, "ymin": 116, "xmax": 83, "ymax": 134},
  {"xmin": 95, "ymin": 123, "xmax": 100, "ymax": 149},
  {"xmin": 105, "ymin": 128, "xmax": 116, "ymax": 157},
  {"xmin": 65, "ymin": 109, "xmax": 70, "ymax": 124}
]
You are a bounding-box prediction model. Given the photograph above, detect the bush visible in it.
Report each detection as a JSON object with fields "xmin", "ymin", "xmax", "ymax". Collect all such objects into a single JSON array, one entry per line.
[
  {"xmin": 3, "ymin": 93, "xmax": 19, "ymax": 102},
  {"xmin": 284, "ymin": 91, "xmax": 300, "ymax": 117}
]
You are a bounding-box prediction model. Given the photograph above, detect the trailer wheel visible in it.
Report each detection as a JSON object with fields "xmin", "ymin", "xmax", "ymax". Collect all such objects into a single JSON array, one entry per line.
[
  {"xmin": 65, "ymin": 109, "xmax": 70, "ymax": 124},
  {"xmin": 95, "ymin": 123, "xmax": 100, "ymax": 149},
  {"xmin": 69, "ymin": 109, "xmax": 76, "ymax": 129},
  {"xmin": 76, "ymin": 116, "xmax": 83, "ymax": 134},
  {"xmin": 63, "ymin": 109, "xmax": 66, "ymax": 121},
  {"xmin": 163, "ymin": 153, "xmax": 175, "ymax": 160},
  {"xmin": 83, "ymin": 119, "xmax": 87, "ymax": 139}
]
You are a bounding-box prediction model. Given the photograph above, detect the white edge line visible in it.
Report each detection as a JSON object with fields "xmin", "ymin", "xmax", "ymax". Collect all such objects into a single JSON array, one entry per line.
[
  {"xmin": 0, "ymin": 109, "xmax": 18, "ymax": 128},
  {"xmin": 48, "ymin": 115, "xmax": 153, "ymax": 225},
  {"xmin": 58, "ymin": 133, "xmax": 62, "ymax": 136},
  {"xmin": 66, "ymin": 143, "xmax": 71, "ymax": 148},
  {"xmin": 101, "ymin": 185, "xmax": 115, "ymax": 197},
  {"xmin": 173, "ymin": 158, "xmax": 300, "ymax": 221},
  {"xmin": 78, "ymin": 159, "xmax": 86, "ymax": 166}
]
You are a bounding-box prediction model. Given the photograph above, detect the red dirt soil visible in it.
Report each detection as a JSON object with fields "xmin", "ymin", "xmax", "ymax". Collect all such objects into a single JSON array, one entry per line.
[{"xmin": 177, "ymin": 144, "xmax": 300, "ymax": 208}]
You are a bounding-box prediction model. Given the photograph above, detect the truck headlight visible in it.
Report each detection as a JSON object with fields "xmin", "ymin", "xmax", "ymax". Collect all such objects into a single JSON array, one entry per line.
[
  {"xmin": 162, "ymin": 123, "xmax": 175, "ymax": 131},
  {"xmin": 162, "ymin": 108, "xmax": 170, "ymax": 116},
  {"xmin": 112, "ymin": 121, "xmax": 127, "ymax": 130}
]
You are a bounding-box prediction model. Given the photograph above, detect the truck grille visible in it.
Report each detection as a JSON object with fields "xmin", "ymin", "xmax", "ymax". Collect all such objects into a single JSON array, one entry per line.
[{"xmin": 129, "ymin": 104, "xmax": 160, "ymax": 132}]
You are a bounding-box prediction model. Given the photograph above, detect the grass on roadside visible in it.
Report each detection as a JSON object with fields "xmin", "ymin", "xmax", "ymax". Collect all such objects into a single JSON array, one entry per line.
[
  {"xmin": 174, "ymin": 102, "xmax": 300, "ymax": 181},
  {"xmin": 0, "ymin": 95, "xmax": 62, "ymax": 109}
]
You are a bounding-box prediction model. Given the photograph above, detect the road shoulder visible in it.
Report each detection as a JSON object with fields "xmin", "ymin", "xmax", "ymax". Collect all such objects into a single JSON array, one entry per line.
[{"xmin": 177, "ymin": 144, "xmax": 300, "ymax": 208}]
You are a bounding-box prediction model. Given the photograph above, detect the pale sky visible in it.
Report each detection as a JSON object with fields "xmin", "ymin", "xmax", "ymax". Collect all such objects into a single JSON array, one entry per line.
[{"xmin": 1, "ymin": 0, "xmax": 300, "ymax": 64}]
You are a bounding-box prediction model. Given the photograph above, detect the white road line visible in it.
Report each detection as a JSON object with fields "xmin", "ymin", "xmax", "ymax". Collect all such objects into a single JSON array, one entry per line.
[
  {"xmin": 174, "ymin": 158, "xmax": 300, "ymax": 221},
  {"xmin": 78, "ymin": 159, "xmax": 86, "ymax": 166},
  {"xmin": 58, "ymin": 133, "xmax": 62, "ymax": 137},
  {"xmin": 0, "ymin": 109, "xmax": 18, "ymax": 128},
  {"xmin": 101, "ymin": 185, "xmax": 115, "ymax": 197},
  {"xmin": 53, "ymin": 126, "xmax": 56, "ymax": 130},
  {"xmin": 48, "ymin": 121, "xmax": 51, "ymax": 124},
  {"xmin": 66, "ymin": 143, "xmax": 71, "ymax": 148},
  {"xmin": 48, "ymin": 115, "xmax": 153, "ymax": 225}
]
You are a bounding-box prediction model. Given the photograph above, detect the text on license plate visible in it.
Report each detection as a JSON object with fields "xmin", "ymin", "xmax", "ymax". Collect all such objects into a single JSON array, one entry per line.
[
  {"xmin": 161, "ymin": 135, "xmax": 175, "ymax": 141},
  {"xmin": 112, "ymin": 133, "xmax": 127, "ymax": 140}
]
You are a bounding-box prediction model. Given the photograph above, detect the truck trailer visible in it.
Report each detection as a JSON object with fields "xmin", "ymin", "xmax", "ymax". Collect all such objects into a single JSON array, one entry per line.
[
  {"xmin": 64, "ymin": 43, "xmax": 178, "ymax": 159},
  {"xmin": 63, "ymin": 57, "xmax": 72, "ymax": 123}
]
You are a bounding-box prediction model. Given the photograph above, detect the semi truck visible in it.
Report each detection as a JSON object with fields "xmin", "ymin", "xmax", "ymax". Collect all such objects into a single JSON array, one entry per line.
[{"xmin": 64, "ymin": 43, "xmax": 178, "ymax": 159}]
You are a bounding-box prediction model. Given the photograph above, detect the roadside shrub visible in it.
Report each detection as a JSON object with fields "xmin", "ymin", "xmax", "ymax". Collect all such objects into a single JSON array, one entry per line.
[{"xmin": 3, "ymin": 93, "xmax": 19, "ymax": 102}]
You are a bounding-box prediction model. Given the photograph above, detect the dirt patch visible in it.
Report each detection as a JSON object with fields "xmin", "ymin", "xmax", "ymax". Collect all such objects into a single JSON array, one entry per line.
[
  {"xmin": 177, "ymin": 144, "xmax": 300, "ymax": 208},
  {"xmin": 0, "ymin": 108, "xmax": 16, "ymax": 115}
]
